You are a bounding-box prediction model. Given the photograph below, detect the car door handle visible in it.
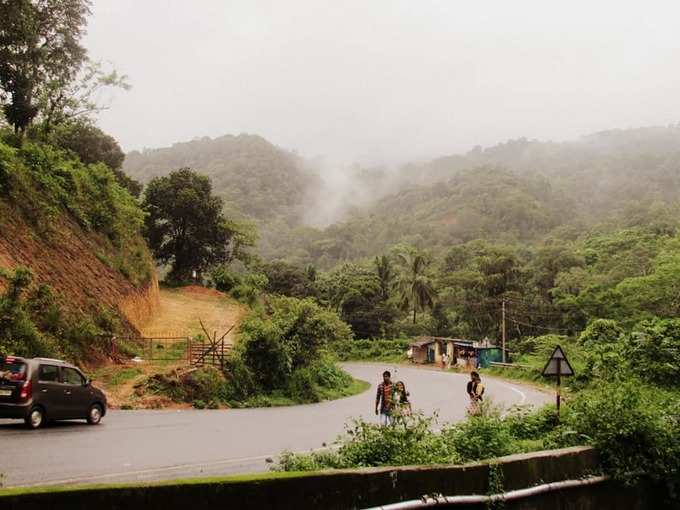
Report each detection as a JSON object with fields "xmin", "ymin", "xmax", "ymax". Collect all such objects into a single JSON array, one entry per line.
[
  {"xmin": 41, "ymin": 389, "xmax": 48, "ymax": 393},
  {"xmin": 64, "ymin": 390, "xmax": 72, "ymax": 395}
]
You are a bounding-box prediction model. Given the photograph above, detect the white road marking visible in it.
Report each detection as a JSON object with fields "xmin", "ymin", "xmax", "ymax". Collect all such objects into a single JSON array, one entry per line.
[{"xmin": 506, "ymin": 384, "xmax": 527, "ymax": 405}]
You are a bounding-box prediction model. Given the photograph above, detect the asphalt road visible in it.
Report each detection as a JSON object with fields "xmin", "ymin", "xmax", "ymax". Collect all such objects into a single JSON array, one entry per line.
[{"xmin": 0, "ymin": 363, "xmax": 551, "ymax": 488}]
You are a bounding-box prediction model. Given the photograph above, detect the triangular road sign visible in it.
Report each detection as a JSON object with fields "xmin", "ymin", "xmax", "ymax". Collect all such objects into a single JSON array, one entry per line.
[{"xmin": 541, "ymin": 345, "xmax": 575, "ymax": 376}]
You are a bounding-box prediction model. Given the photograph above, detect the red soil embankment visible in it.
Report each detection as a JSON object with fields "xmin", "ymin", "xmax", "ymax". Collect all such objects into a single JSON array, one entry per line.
[{"xmin": 0, "ymin": 205, "xmax": 159, "ymax": 334}]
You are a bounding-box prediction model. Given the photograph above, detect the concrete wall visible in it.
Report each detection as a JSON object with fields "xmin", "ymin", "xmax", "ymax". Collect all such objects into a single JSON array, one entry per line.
[{"xmin": 0, "ymin": 447, "xmax": 666, "ymax": 510}]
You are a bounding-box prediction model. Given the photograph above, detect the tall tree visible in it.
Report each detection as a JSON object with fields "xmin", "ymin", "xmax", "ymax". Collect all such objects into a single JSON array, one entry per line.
[
  {"xmin": 52, "ymin": 120, "xmax": 142, "ymax": 197},
  {"xmin": 142, "ymin": 168, "xmax": 241, "ymax": 282},
  {"xmin": 0, "ymin": 0, "xmax": 90, "ymax": 137},
  {"xmin": 374, "ymin": 255, "xmax": 394, "ymax": 300},
  {"xmin": 394, "ymin": 251, "xmax": 437, "ymax": 324}
]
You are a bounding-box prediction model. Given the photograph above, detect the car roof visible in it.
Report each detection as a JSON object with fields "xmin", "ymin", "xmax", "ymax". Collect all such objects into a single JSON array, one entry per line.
[{"xmin": 1, "ymin": 355, "xmax": 78, "ymax": 369}]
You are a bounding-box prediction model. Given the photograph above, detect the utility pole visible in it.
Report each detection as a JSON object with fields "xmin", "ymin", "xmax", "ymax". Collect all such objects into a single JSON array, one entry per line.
[{"xmin": 501, "ymin": 299, "xmax": 506, "ymax": 363}]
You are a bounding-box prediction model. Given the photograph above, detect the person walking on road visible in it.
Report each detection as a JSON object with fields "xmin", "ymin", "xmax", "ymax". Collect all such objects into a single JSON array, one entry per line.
[
  {"xmin": 466, "ymin": 371, "xmax": 476, "ymax": 401},
  {"xmin": 393, "ymin": 380, "xmax": 412, "ymax": 417},
  {"xmin": 473, "ymin": 372, "xmax": 485, "ymax": 402},
  {"xmin": 466, "ymin": 371, "xmax": 485, "ymax": 415},
  {"xmin": 375, "ymin": 370, "xmax": 394, "ymax": 425}
]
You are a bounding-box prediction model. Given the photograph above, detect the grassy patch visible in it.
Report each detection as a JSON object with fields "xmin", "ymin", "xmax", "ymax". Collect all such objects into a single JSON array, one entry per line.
[
  {"xmin": 108, "ymin": 367, "xmax": 144, "ymax": 387},
  {"xmin": 234, "ymin": 378, "xmax": 370, "ymax": 408},
  {"xmin": 331, "ymin": 338, "xmax": 410, "ymax": 362}
]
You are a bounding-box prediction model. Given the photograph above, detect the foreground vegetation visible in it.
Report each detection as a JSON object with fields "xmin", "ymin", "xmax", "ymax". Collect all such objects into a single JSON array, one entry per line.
[{"xmin": 278, "ymin": 381, "xmax": 680, "ymax": 504}]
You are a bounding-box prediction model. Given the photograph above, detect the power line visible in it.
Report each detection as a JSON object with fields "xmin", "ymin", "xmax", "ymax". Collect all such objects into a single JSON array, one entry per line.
[{"xmin": 506, "ymin": 316, "xmax": 573, "ymax": 333}]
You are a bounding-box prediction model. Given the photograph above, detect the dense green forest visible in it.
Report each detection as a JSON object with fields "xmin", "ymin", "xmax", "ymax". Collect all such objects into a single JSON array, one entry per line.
[
  {"xmin": 123, "ymin": 126, "xmax": 680, "ymax": 268},
  {"xmin": 123, "ymin": 134, "xmax": 321, "ymax": 257}
]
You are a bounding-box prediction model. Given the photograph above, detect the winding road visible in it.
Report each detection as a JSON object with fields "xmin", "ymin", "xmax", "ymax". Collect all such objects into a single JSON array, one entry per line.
[{"xmin": 0, "ymin": 363, "xmax": 551, "ymax": 488}]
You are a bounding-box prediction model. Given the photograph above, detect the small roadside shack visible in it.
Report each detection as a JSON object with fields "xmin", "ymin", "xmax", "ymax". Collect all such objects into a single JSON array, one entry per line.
[
  {"xmin": 408, "ymin": 337, "xmax": 439, "ymax": 363},
  {"xmin": 408, "ymin": 336, "xmax": 506, "ymax": 368}
]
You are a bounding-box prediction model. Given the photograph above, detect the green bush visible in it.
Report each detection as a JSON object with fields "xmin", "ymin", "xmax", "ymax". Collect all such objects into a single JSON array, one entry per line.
[
  {"xmin": 504, "ymin": 404, "xmax": 559, "ymax": 440},
  {"xmin": 338, "ymin": 413, "xmax": 460, "ymax": 468},
  {"xmin": 184, "ymin": 366, "xmax": 227, "ymax": 402},
  {"xmin": 0, "ymin": 268, "xmax": 60, "ymax": 358},
  {"xmin": 210, "ymin": 266, "xmax": 242, "ymax": 292},
  {"xmin": 222, "ymin": 356, "xmax": 257, "ymax": 401},
  {"xmin": 624, "ymin": 318, "xmax": 680, "ymax": 387},
  {"xmin": 286, "ymin": 368, "xmax": 321, "ymax": 403},
  {"xmin": 238, "ymin": 296, "xmax": 352, "ymax": 391},
  {"xmin": 563, "ymin": 381, "xmax": 680, "ymax": 495},
  {"xmin": 442, "ymin": 405, "xmax": 515, "ymax": 462}
]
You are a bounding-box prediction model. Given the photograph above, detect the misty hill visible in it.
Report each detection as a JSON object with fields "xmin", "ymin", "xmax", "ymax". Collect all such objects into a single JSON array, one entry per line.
[
  {"xmin": 273, "ymin": 125, "xmax": 680, "ymax": 267},
  {"xmin": 124, "ymin": 134, "xmax": 320, "ymax": 225},
  {"xmin": 122, "ymin": 125, "xmax": 680, "ymax": 268}
]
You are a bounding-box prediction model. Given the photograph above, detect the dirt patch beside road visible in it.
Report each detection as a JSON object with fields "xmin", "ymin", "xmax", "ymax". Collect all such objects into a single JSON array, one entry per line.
[
  {"xmin": 139, "ymin": 286, "xmax": 246, "ymax": 342},
  {"xmin": 94, "ymin": 286, "xmax": 247, "ymax": 408}
]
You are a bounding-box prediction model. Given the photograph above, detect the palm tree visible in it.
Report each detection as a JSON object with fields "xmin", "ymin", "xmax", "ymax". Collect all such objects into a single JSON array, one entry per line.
[
  {"xmin": 374, "ymin": 255, "xmax": 394, "ymax": 301},
  {"xmin": 394, "ymin": 251, "xmax": 437, "ymax": 323}
]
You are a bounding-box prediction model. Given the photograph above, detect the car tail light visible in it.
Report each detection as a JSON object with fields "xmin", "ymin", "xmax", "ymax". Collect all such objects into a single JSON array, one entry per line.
[{"xmin": 19, "ymin": 380, "xmax": 32, "ymax": 400}]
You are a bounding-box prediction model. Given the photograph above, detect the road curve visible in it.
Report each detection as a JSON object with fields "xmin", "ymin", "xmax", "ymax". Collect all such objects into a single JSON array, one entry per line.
[{"xmin": 0, "ymin": 363, "xmax": 551, "ymax": 488}]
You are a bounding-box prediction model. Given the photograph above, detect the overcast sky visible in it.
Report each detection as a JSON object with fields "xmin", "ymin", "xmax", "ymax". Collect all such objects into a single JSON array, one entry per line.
[{"xmin": 85, "ymin": 1, "xmax": 680, "ymax": 165}]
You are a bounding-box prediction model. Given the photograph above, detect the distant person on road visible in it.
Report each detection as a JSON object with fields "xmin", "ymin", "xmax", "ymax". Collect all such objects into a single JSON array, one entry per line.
[
  {"xmin": 473, "ymin": 372, "xmax": 485, "ymax": 402},
  {"xmin": 466, "ymin": 371, "xmax": 485, "ymax": 415},
  {"xmin": 375, "ymin": 370, "xmax": 394, "ymax": 426},
  {"xmin": 393, "ymin": 380, "xmax": 412, "ymax": 417},
  {"xmin": 441, "ymin": 352, "xmax": 448, "ymax": 369},
  {"xmin": 466, "ymin": 371, "xmax": 477, "ymax": 401}
]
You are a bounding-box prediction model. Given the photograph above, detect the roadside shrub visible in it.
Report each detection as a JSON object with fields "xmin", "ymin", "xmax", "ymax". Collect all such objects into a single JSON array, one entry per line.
[
  {"xmin": 312, "ymin": 355, "xmax": 353, "ymax": 389},
  {"xmin": 277, "ymin": 449, "xmax": 345, "ymax": 471},
  {"xmin": 184, "ymin": 366, "xmax": 227, "ymax": 402},
  {"xmin": 286, "ymin": 368, "xmax": 321, "ymax": 403},
  {"xmin": 340, "ymin": 413, "xmax": 459, "ymax": 467},
  {"xmin": 442, "ymin": 405, "xmax": 515, "ymax": 462},
  {"xmin": 239, "ymin": 319, "xmax": 291, "ymax": 390},
  {"xmin": 238, "ymin": 296, "xmax": 352, "ymax": 391},
  {"xmin": 504, "ymin": 404, "xmax": 559, "ymax": 440},
  {"xmin": 142, "ymin": 371, "xmax": 187, "ymax": 401},
  {"xmin": 222, "ymin": 356, "xmax": 257, "ymax": 401},
  {"xmin": 563, "ymin": 381, "xmax": 680, "ymax": 495}
]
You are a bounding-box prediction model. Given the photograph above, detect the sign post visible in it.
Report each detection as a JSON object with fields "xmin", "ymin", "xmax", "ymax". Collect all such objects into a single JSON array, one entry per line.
[{"xmin": 541, "ymin": 345, "xmax": 574, "ymax": 419}]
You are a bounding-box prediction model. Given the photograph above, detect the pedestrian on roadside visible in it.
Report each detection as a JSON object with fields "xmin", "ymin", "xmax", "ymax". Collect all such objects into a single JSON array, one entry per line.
[
  {"xmin": 393, "ymin": 380, "xmax": 412, "ymax": 417},
  {"xmin": 466, "ymin": 371, "xmax": 477, "ymax": 401},
  {"xmin": 473, "ymin": 372, "xmax": 485, "ymax": 402},
  {"xmin": 441, "ymin": 352, "xmax": 448, "ymax": 369},
  {"xmin": 466, "ymin": 371, "xmax": 485, "ymax": 415},
  {"xmin": 375, "ymin": 370, "xmax": 394, "ymax": 426}
]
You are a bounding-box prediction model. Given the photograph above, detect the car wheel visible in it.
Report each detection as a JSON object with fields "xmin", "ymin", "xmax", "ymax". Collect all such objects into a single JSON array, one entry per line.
[
  {"xmin": 25, "ymin": 407, "xmax": 45, "ymax": 429},
  {"xmin": 87, "ymin": 404, "xmax": 103, "ymax": 425}
]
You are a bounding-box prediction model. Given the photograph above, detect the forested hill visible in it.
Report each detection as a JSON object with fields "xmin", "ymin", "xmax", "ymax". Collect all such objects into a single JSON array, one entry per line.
[
  {"xmin": 122, "ymin": 125, "xmax": 680, "ymax": 268},
  {"xmin": 123, "ymin": 134, "xmax": 320, "ymax": 224},
  {"xmin": 272, "ymin": 125, "xmax": 680, "ymax": 267}
]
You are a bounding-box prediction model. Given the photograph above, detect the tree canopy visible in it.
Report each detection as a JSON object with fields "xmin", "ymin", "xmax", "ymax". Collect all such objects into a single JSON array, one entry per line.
[
  {"xmin": 142, "ymin": 168, "xmax": 247, "ymax": 282},
  {"xmin": 0, "ymin": 0, "xmax": 90, "ymax": 136}
]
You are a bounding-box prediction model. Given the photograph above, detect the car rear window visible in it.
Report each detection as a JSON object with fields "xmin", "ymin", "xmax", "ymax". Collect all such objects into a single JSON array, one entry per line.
[{"xmin": 0, "ymin": 360, "xmax": 27, "ymax": 382}]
